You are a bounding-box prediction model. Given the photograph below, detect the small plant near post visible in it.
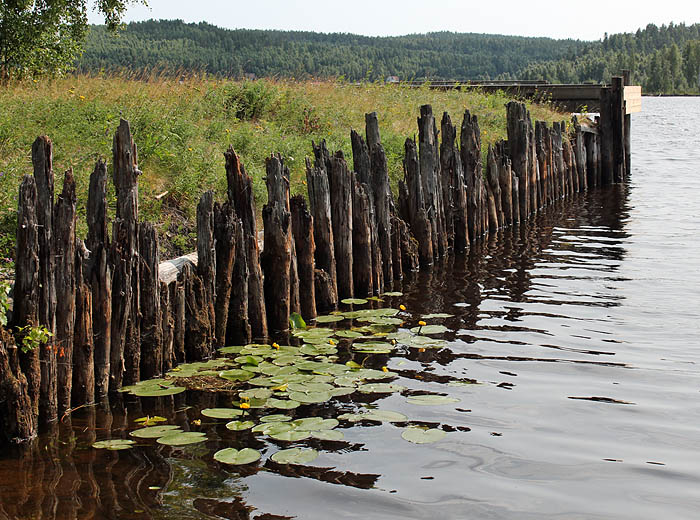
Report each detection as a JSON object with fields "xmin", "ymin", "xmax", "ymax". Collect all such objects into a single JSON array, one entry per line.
[{"xmin": 15, "ymin": 324, "xmax": 53, "ymax": 354}]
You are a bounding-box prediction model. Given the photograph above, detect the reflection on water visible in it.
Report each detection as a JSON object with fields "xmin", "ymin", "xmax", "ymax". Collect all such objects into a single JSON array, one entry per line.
[{"xmin": 2, "ymin": 98, "xmax": 700, "ymax": 519}]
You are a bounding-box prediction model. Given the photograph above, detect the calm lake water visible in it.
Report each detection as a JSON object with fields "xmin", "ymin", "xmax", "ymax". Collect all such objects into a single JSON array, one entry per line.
[{"xmin": 2, "ymin": 97, "xmax": 700, "ymax": 520}]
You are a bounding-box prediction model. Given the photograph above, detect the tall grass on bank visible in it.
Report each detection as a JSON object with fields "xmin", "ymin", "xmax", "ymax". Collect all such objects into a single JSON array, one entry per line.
[{"xmin": 0, "ymin": 74, "xmax": 567, "ymax": 261}]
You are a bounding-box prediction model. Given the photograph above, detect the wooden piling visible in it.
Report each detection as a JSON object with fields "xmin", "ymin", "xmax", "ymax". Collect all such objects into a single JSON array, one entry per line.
[
  {"xmin": 138, "ymin": 222, "xmax": 162, "ymax": 380},
  {"xmin": 352, "ymin": 179, "xmax": 373, "ymax": 297},
  {"xmin": 440, "ymin": 112, "xmax": 469, "ymax": 253},
  {"xmin": 227, "ymin": 220, "xmax": 252, "ymax": 344},
  {"xmin": 72, "ymin": 241, "xmax": 94, "ymax": 406},
  {"xmin": 328, "ymin": 152, "xmax": 354, "ymax": 299},
  {"xmin": 461, "ymin": 109, "xmax": 484, "ymax": 240},
  {"xmin": 0, "ymin": 328, "xmax": 36, "ymax": 442},
  {"xmin": 400, "ymin": 137, "xmax": 433, "ymax": 266},
  {"xmin": 54, "ymin": 169, "xmax": 77, "ymax": 413},
  {"xmin": 86, "ymin": 160, "xmax": 112, "ymax": 399},
  {"xmin": 213, "ymin": 202, "xmax": 238, "ymax": 347},
  {"xmin": 507, "ymin": 102, "xmax": 531, "ymax": 221},
  {"xmin": 225, "ymin": 146, "xmax": 267, "ymax": 339},
  {"xmin": 291, "ymin": 195, "xmax": 317, "ymax": 320},
  {"xmin": 197, "ymin": 191, "xmax": 216, "ymax": 344},
  {"xmin": 110, "ymin": 119, "xmax": 140, "ymax": 390}
]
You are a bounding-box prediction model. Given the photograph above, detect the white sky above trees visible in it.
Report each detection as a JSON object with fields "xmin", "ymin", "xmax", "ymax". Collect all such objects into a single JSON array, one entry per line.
[{"xmin": 89, "ymin": 0, "xmax": 700, "ymax": 41}]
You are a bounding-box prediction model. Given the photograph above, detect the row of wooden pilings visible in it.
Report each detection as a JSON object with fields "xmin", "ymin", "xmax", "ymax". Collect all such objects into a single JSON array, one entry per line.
[{"xmin": 0, "ymin": 100, "xmax": 627, "ymax": 443}]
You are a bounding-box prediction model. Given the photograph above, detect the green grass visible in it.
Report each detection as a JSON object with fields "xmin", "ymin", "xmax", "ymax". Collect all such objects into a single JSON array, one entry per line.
[{"xmin": 0, "ymin": 74, "xmax": 567, "ymax": 262}]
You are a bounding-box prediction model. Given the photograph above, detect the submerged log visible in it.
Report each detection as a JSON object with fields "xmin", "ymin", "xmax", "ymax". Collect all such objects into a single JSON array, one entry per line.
[
  {"xmin": 54, "ymin": 169, "xmax": 77, "ymax": 413},
  {"xmin": 225, "ymin": 146, "xmax": 267, "ymax": 339},
  {"xmin": 72, "ymin": 241, "xmax": 94, "ymax": 406},
  {"xmin": 86, "ymin": 160, "xmax": 112, "ymax": 399},
  {"xmin": 138, "ymin": 222, "xmax": 161, "ymax": 380},
  {"xmin": 110, "ymin": 119, "xmax": 140, "ymax": 390},
  {"xmin": 11, "ymin": 175, "xmax": 40, "ymax": 433},
  {"xmin": 291, "ymin": 195, "xmax": 317, "ymax": 320}
]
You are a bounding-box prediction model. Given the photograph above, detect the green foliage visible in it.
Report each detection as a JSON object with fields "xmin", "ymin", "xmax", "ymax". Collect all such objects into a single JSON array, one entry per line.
[
  {"xmin": 520, "ymin": 22, "xmax": 700, "ymax": 94},
  {"xmin": 16, "ymin": 324, "xmax": 53, "ymax": 354},
  {"xmin": 0, "ymin": 280, "xmax": 9, "ymax": 328},
  {"xmin": 0, "ymin": 1, "xmax": 145, "ymax": 80}
]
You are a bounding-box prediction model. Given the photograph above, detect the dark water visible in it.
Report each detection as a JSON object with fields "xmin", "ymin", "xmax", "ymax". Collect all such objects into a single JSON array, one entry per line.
[{"xmin": 2, "ymin": 97, "xmax": 700, "ymax": 520}]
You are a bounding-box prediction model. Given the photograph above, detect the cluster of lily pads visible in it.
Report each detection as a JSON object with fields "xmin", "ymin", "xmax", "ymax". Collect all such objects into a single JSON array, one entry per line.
[{"xmin": 94, "ymin": 296, "xmax": 469, "ymax": 465}]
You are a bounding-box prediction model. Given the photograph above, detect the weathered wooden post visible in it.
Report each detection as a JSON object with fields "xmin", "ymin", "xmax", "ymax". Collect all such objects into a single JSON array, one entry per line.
[
  {"xmin": 611, "ymin": 76, "xmax": 626, "ymax": 183},
  {"xmin": 599, "ymin": 88, "xmax": 614, "ymax": 185},
  {"xmin": 11, "ymin": 175, "xmax": 41, "ymax": 434},
  {"xmin": 227, "ymin": 220, "xmax": 252, "ymax": 344},
  {"xmin": 485, "ymin": 145, "xmax": 503, "ymax": 230},
  {"xmin": 328, "ymin": 152, "xmax": 354, "ymax": 299},
  {"xmin": 0, "ymin": 328, "xmax": 36, "ymax": 442},
  {"xmin": 495, "ymin": 140, "xmax": 514, "ymax": 227},
  {"xmin": 365, "ymin": 113, "xmax": 394, "ymax": 286},
  {"xmin": 72, "ymin": 241, "xmax": 94, "ymax": 406},
  {"xmin": 138, "ymin": 222, "xmax": 162, "ymax": 379},
  {"xmin": 352, "ymin": 179, "xmax": 373, "ymax": 297},
  {"xmin": 400, "ymin": 137, "xmax": 433, "ymax": 266},
  {"xmin": 440, "ymin": 112, "xmax": 469, "ymax": 253},
  {"xmin": 86, "ymin": 160, "xmax": 112, "ymax": 399},
  {"xmin": 225, "ymin": 146, "xmax": 267, "ymax": 340},
  {"xmin": 54, "ymin": 169, "xmax": 77, "ymax": 413},
  {"xmin": 110, "ymin": 119, "xmax": 140, "ymax": 390},
  {"xmin": 418, "ymin": 105, "xmax": 448, "ymax": 259},
  {"xmin": 622, "ymin": 70, "xmax": 632, "ymax": 176},
  {"xmin": 507, "ymin": 102, "xmax": 531, "ymax": 222},
  {"xmin": 461, "ymin": 109, "xmax": 485, "ymax": 240},
  {"xmin": 213, "ymin": 202, "xmax": 238, "ymax": 347},
  {"xmin": 160, "ymin": 281, "xmax": 174, "ymax": 372},
  {"xmin": 306, "ymin": 154, "xmax": 338, "ymax": 311},
  {"xmin": 291, "ymin": 195, "xmax": 316, "ymax": 320},
  {"xmin": 262, "ymin": 155, "xmax": 293, "ymax": 334},
  {"xmin": 197, "ymin": 191, "xmax": 216, "ymax": 341}
]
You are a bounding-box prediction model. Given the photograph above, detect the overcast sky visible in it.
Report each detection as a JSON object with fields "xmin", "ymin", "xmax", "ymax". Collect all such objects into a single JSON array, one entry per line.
[{"xmin": 89, "ymin": 0, "xmax": 700, "ymax": 41}]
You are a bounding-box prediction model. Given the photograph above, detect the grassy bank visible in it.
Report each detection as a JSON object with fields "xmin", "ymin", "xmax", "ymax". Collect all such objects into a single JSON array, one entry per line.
[{"xmin": 0, "ymin": 75, "xmax": 567, "ymax": 262}]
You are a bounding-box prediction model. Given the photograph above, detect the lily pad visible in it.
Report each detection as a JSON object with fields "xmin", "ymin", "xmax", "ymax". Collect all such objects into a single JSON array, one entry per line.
[
  {"xmin": 381, "ymin": 291, "xmax": 404, "ymax": 297},
  {"xmin": 293, "ymin": 417, "xmax": 338, "ymax": 431},
  {"xmin": 92, "ymin": 439, "xmax": 136, "ymax": 450},
  {"xmin": 129, "ymin": 425, "xmax": 182, "ymax": 439},
  {"xmin": 156, "ymin": 432, "xmax": 208, "ymax": 446},
  {"xmin": 352, "ymin": 342, "xmax": 394, "ymax": 354},
  {"xmin": 406, "ymin": 394, "xmax": 460, "ymax": 405},
  {"xmin": 134, "ymin": 416, "xmax": 167, "ymax": 425},
  {"xmin": 225, "ymin": 420, "xmax": 256, "ymax": 431},
  {"xmin": 300, "ymin": 344, "xmax": 338, "ymax": 356},
  {"xmin": 219, "ymin": 369, "xmax": 255, "ymax": 382},
  {"xmin": 270, "ymin": 430, "xmax": 311, "ymax": 442},
  {"xmin": 287, "ymin": 382, "xmax": 333, "ymax": 393},
  {"xmin": 271, "ymin": 447, "xmax": 319, "ymax": 465},
  {"xmin": 409, "ymin": 324, "xmax": 449, "ymax": 335},
  {"xmin": 401, "ymin": 427, "xmax": 446, "ymax": 444},
  {"xmin": 218, "ymin": 346, "xmax": 244, "ymax": 354},
  {"xmin": 329, "ymin": 387, "xmax": 355, "ymax": 397},
  {"xmin": 341, "ymin": 298, "xmax": 368, "ymax": 305},
  {"xmin": 267, "ymin": 398, "xmax": 300, "ymax": 410},
  {"xmin": 358, "ymin": 382, "xmax": 406, "ymax": 394},
  {"xmin": 239, "ymin": 388, "xmax": 273, "ymax": 400},
  {"xmin": 311, "ymin": 430, "xmax": 345, "ymax": 441},
  {"xmin": 288, "ymin": 390, "xmax": 332, "ymax": 404},
  {"xmin": 421, "ymin": 313, "xmax": 454, "ymax": 319},
  {"xmin": 132, "ymin": 384, "xmax": 186, "ymax": 397},
  {"xmin": 214, "ymin": 448, "xmax": 261, "ymax": 465},
  {"xmin": 252, "ymin": 422, "xmax": 295, "ymax": 435},
  {"xmin": 260, "ymin": 414, "xmax": 292, "ymax": 423},
  {"xmin": 201, "ymin": 408, "xmax": 245, "ymax": 419},
  {"xmin": 289, "ymin": 312, "xmax": 307, "ymax": 330},
  {"xmin": 314, "ymin": 315, "xmax": 345, "ymax": 323},
  {"xmin": 335, "ymin": 330, "xmax": 364, "ymax": 339},
  {"xmin": 364, "ymin": 410, "xmax": 408, "ymax": 422}
]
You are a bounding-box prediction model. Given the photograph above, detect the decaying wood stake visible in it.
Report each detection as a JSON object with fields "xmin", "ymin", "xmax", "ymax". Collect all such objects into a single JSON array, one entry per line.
[
  {"xmin": 0, "ymin": 329, "xmax": 36, "ymax": 443},
  {"xmin": 213, "ymin": 202, "xmax": 237, "ymax": 347},
  {"xmin": 72, "ymin": 241, "xmax": 94, "ymax": 406},
  {"xmin": 54, "ymin": 168, "xmax": 77, "ymax": 413},
  {"xmin": 86, "ymin": 160, "xmax": 112, "ymax": 399},
  {"xmin": 139, "ymin": 222, "xmax": 161, "ymax": 380},
  {"xmin": 291, "ymin": 195, "xmax": 317, "ymax": 320},
  {"xmin": 328, "ymin": 152, "xmax": 354, "ymax": 299}
]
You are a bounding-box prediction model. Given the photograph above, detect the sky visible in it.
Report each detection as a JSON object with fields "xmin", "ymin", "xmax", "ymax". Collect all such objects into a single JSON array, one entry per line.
[{"xmin": 88, "ymin": 0, "xmax": 700, "ymax": 41}]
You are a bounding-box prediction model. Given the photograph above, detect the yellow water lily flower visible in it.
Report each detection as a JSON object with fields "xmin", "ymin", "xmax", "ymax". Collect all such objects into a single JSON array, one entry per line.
[
  {"xmin": 272, "ymin": 342, "xmax": 280, "ymax": 350},
  {"xmin": 239, "ymin": 402, "xmax": 251, "ymax": 410},
  {"xmin": 418, "ymin": 321, "xmax": 427, "ymax": 327},
  {"xmin": 399, "ymin": 304, "xmax": 406, "ymax": 311},
  {"xmin": 382, "ymin": 366, "xmax": 389, "ymax": 373}
]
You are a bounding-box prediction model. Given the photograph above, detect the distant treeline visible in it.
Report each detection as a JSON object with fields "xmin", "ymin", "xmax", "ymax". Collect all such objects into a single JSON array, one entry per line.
[
  {"xmin": 77, "ymin": 20, "xmax": 700, "ymax": 94},
  {"xmin": 77, "ymin": 19, "xmax": 586, "ymax": 80},
  {"xmin": 521, "ymin": 22, "xmax": 700, "ymax": 93}
]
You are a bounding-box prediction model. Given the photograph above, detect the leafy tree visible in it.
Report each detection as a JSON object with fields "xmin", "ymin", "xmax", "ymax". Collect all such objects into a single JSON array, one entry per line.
[{"xmin": 0, "ymin": 0, "xmax": 145, "ymax": 80}]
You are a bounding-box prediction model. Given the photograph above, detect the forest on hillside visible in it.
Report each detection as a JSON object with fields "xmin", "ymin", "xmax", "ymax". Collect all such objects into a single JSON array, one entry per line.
[
  {"xmin": 76, "ymin": 20, "xmax": 700, "ymax": 94},
  {"xmin": 77, "ymin": 20, "xmax": 586, "ymax": 80}
]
